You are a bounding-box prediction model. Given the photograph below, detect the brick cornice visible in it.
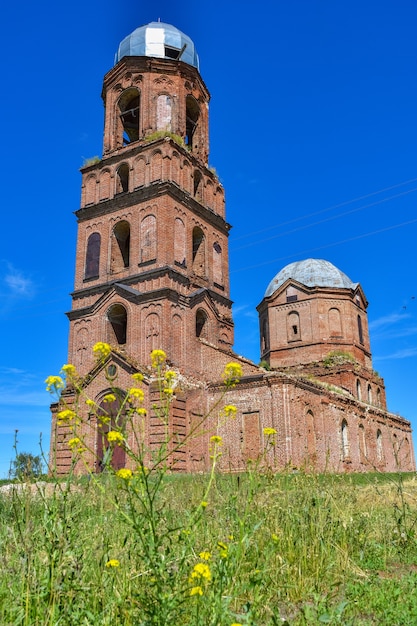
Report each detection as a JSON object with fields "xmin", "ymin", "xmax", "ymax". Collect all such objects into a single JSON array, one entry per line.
[{"xmin": 76, "ymin": 179, "xmax": 230, "ymax": 234}]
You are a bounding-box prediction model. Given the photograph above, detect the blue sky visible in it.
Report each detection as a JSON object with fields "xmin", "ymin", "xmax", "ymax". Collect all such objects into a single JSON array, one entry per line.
[{"xmin": 1, "ymin": 0, "xmax": 416, "ymax": 477}]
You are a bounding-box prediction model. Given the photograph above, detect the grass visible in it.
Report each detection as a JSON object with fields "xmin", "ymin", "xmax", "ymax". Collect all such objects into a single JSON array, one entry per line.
[
  {"xmin": 1, "ymin": 471, "xmax": 417, "ymax": 625},
  {"xmin": 2, "ymin": 348, "xmax": 416, "ymax": 625}
]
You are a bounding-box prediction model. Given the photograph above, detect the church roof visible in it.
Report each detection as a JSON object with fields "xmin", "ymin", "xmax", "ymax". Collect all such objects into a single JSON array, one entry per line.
[
  {"xmin": 115, "ymin": 22, "xmax": 199, "ymax": 69},
  {"xmin": 264, "ymin": 258, "xmax": 358, "ymax": 297}
]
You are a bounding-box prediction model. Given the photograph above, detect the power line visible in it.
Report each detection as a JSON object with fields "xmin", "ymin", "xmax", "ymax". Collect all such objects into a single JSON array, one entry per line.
[
  {"xmin": 231, "ymin": 175, "xmax": 417, "ymax": 242},
  {"xmin": 231, "ymin": 217, "xmax": 417, "ymax": 274},
  {"xmin": 231, "ymin": 187, "xmax": 417, "ymax": 252}
]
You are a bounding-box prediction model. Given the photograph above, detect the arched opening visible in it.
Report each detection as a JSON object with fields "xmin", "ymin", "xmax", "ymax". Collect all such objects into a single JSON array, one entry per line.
[
  {"xmin": 111, "ymin": 221, "xmax": 130, "ymax": 272},
  {"xmin": 140, "ymin": 215, "xmax": 157, "ymax": 264},
  {"xmin": 306, "ymin": 410, "xmax": 316, "ymax": 461},
  {"xmin": 261, "ymin": 317, "xmax": 269, "ymax": 353},
  {"xmin": 213, "ymin": 241, "xmax": 223, "ymax": 285},
  {"xmin": 287, "ymin": 311, "xmax": 301, "ymax": 342},
  {"xmin": 341, "ymin": 419, "xmax": 349, "ymax": 460},
  {"xmin": 356, "ymin": 379, "xmax": 362, "ymax": 401},
  {"xmin": 85, "ymin": 232, "xmax": 101, "ymax": 280},
  {"xmin": 193, "ymin": 169, "xmax": 203, "ymax": 200},
  {"xmin": 119, "ymin": 89, "xmax": 140, "ymax": 145},
  {"xmin": 376, "ymin": 387, "xmax": 381, "ymax": 407},
  {"xmin": 185, "ymin": 95, "xmax": 200, "ymax": 151},
  {"xmin": 357, "ymin": 314, "xmax": 364, "ymax": 345},
  {"xmin": 96, "ymin": 389, "xmax": 127, "ymax": 471},
  {"xmin": 156, "ymin": 94, "xmax": 172, "ymax": 131},
  {"xmin": 367, "ymin": 384, "xmax": 372, "ymax": 404},
  {"xmin": 196, "ymin": 309, "xmax": 208, "ymax": 339},
  {"xmin": 107, "ymin": 304, "xmax": 127, "ymax": 345},
  {"xmin": 359, "ymin": 423, "xmax": 367, "ymax": 461},
  {"xmin": 328, "ymin": 307, "xmax": 342, "ymax": 337},
  {"xmin": 174, "ymin": 217, "xmax": 186, "ymax": 266},
  {"xmin": 192, "ymin": 226, "xmax": 206, "ymax": 277},
  {"xmin": 376, "ymin": 429, "xmax": 383, "ymax": 461},
  {"xmin": 116, "ymin": 164, "xmax": 129, "ymax": 194}
]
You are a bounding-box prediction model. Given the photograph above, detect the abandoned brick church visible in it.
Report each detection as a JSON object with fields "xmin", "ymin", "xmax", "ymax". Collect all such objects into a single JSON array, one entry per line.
[{"xmin": 50, "ymin": 21, "xmax": 415, "ymax": 474}]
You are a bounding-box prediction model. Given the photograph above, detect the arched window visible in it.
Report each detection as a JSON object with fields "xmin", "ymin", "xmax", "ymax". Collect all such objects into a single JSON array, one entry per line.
[
  {"xmin": 341, "ymin": 419, "xmax": 349, "ymax": 460},
  {"xmin": 96, "ymin": 389, "xmax": 127, "ymax": 471},
  {"xmin": 116, "ymin": 164, "xmax": 129, "ymax": 194},
  {"xmin": 192, "ymin": 226, "xmax": 206, "ymax": 277},
  {"xmin": 196, "ymin": 309, "xmax": 208, "ymax": 338},
  {"xmin": 261, "ymin": 317, "xmax": 269, "ymax": 352},
  {"xmin": 140, "ymin": 215, "xmax": 157, "ymax": 264},
  {"xmin": 213, "ymin": 242, "xmax": 223, "ymax": 285},
  {"xmin": 107, "ymin": 304, "xmax": 127, "ymax": 345},
  {"xmin": 111, "ymin": 221, "xmax": 130, "ymax": 272},
  {"xmin": 376, "ymin": 429, "xmax": 383, "ymax": 461},
  {"xmin": 193, "ymin": 170, "xmax": 203, "ymax": 200},
  {"xmin": 356, "ymin": 379, "xmax": 362, "ymax": 401},
  {"xmin": 156, "ymin": 94, "xmax": 172, "ymax": 131},
  {"xmin": 376, "ymin": 388, "xmax": 381, "ymax": 407},
  {"xmin": 328, "ymin": 307, "xmax": 342, "ymax": 337},
  {"xmin": 85, "ymin": 232, "xmax": 101, "ymax": 279},
  {"xmin": 359, "ymin": 423, "xmax": 367, "ymax": 460},
  {"xmin": 99, "ymin": 169, "xmax": 111, "ymax": 201},
  {"xmin": 306, "ymin": 410, "xmax": 316, "ymax": 459},
  {"xmin": 174, "ymin": 217, "xmax": 186, "ymax": 266},
  {"xmin": 367, "ymin": 384, "xmax": 372, "ymax": 404},
  {"xmin": 118, "ymin": 89, "xmax": 140, "ymax": 145},
  {"xmin": 185, "ymin": 95, "xmax": 200, "ymax": 151},
  {"xmin": 357, "ymin": 315, "xmax": 364, "ymax": 345},
  {"xmin": 151, "ymin": 150, "xmax": 163, "ymax": 181},
  {"xmin": 287, "ymin": 311, "xmax": 301, "ymax": 342}
]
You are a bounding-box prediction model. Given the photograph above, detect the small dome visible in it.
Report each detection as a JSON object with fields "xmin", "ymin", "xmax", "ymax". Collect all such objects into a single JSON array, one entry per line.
[
  {"xmin": 115, "ymin": 21, "xmax": 199, "ymax": 69},
  {"xmin": 264, "ymin": 258, "xmax": 357, "ymax": 297}
]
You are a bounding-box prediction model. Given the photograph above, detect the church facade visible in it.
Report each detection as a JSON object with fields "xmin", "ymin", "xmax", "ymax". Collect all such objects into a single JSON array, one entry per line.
[{"xmin": 50, "ymin": 22, "xmax": 415, "ymax": 474}]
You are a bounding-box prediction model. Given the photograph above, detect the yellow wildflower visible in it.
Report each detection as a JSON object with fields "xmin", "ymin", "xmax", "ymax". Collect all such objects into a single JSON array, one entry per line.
[
  {"xmin": 103, "ymin": 393, "xmax": 116, "ymax": 403},
  {"xmin": 86, "ymin": 399, "xmax": 96, "ymax": 408},
  {"xmin": 93, "ymin": 342, "xmax": 111, "ymax": 359},
  {"xmin": 190, "ymin": 586, "xmax": 203, "ymax": 596},
  {"xmin": 57, "ymin": 409, "xmax": 77, "ymax": 424},
  {"xmin": 231, "ymin": 623, "xmax": 243, "ymax": 626},
  {"xmin": 200, "ymin": 501, "xmax": 208, "ymax": 509},
  {"xmin": 61, "ymin": 364, "xmax": 76, "ymax": 377},
  {"xmin": 105, "ymin": 559, "xmax": 120, "ymax": 568},
  {"xmin": 189, "ymin": 562, "xmax": 211, "ymax": 582},
  {"xmin": 222, "ymin": 362, "xmax": 243, "ymax": 387},
  {"xmin": 217, "ymin": 541, "xmax": 228, "ymax": 558},
  {"xmin": 68, "ymin": 437, "xmax": 81, "ymax": 448},
  {"xmin": 163, "ymin": 387, "xmax": 174, "ymax": 396},
  {"xmin": 151, "ymin": 349, "xmax": 166, "ymax": 368},
  {"xmin": 263, "ymin": 427, "xmax": 277, "ymax": 436},
  {"xmin": 165, "ymin": 370, "xmax": 176, "ymax": 381},
  {"xmin": 45, "ymin": 376, "xmax": 64, "ymax": 393},
  {"xmin": 199, "ymin": 551, "xmax": 212, "ymax": 561},
  {"xmin": 107, "ymin": 431, "xmax": 124, "ymax": 444},
  {"xmin": 128, "ymin": 387, "xmax": 144, "ymax": 402},
  {"xmin": 210, "ymin": 435, "xmax": 223, "ymax": 445},
  {"xmin": 272, "ymin": 533, "xmax": 279, "ymax": 542},
  {"xmin": 137, "ymin": 407, "xmax": 147, "ymax": 416},
  {"xmin": 223, "ymin": 404, "xmax": 237, "ymax": 418},
  {"xmin": 132, "ymin": 372, "xmax": 144, "ymax": 382},
  {"xmin": 116, "ymin": 468, "xmax": 133, "ymax": 480}
]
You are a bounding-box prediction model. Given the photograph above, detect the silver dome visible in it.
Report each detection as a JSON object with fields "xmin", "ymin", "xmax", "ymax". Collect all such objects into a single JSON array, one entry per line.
[
  {"xmin": 115, "ymin": 21, "xmax": 199, "ymax": 69},
  {"xmin": 264, "ymin": 259, "xmax": 357, "ymax": 297}
]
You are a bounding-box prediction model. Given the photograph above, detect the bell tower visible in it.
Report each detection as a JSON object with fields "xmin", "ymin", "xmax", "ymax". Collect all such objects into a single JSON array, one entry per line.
[{"xmin": 67, "ymin": 22, "xmax": 234, "ymax": 377}]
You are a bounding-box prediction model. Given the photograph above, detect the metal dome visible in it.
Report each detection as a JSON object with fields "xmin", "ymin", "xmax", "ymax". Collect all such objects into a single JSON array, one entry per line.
[
  {"xmin": 115, "ymin": 21, "xmax": 199, "ymax": 69},
  {"xmin": 264, "ymin": 259, "xmax": 358, "ymax": 297}
]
